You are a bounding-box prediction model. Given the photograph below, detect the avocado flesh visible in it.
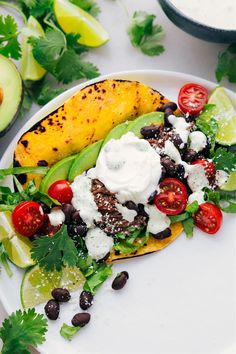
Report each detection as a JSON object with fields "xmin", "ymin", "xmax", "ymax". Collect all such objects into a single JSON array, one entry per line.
[
  {"xmin": 68, "ymin": 140, "xmax": 103, "ymax": 182},
  {"xmin": 126, "ymin": 112, "xmax": 164, "ymax": 137},
  {"xmin": 102, "ymin": 121, "xmax": 131, "ymax": 146},
  {"xmin": 0, "ymin": 55, "xmax": 23, "ymax": 136}
]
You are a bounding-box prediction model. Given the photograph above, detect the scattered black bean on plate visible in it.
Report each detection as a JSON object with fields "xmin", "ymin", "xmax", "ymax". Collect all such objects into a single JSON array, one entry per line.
[
  {"xmin": 112, "ymin": 271, "xmax": 129, "ymax": 290},
  {"xmin": 71, "ymin": 312, "xmax": 91, "ymax": 327},
  {"xmin": 80, "ymin": 291, "xmax": 94, "ymax": 310},
  {"xmin": 52, "ymin": 288, "xmax": 71, "ymax": 302},
  {"xmin": 44, "ymin": 299, "xmax": 60, "ymax": 320}
]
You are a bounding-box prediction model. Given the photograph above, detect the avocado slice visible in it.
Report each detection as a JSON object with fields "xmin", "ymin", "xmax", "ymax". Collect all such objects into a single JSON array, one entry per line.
[
  {"xmin": 126, "ymin": 112, "xmax": 164, "ymax": 137},
  {"xmin": 40, "ymin": 154, "xmax": 76, "ymax": 193},
  {"xmin": 0, "ymin": 55, "xmax": 23, "ymax": 136},
  {"xmin": 68, "ymin": 140, "xmax": 103, "ymax": 182},
  {"xmin": 102, "ymin": 121, "xmax": 132, "ymax": 147}
]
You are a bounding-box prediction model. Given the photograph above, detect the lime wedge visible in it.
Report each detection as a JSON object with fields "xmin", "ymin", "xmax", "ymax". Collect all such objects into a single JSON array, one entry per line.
[
  {"xmin": 0, "ymin": 212, "xmax": 35, "ymax": 268},
  {"xmin": 54, "ymin": 0, "xmax": 109, "ymax": 47},
  {"xmin": 221, "ymin": 171, "xmax": 236, "ymax": 191},
  {"xmin": 20, "ymin": 16, "xmax": 46, "ymax": 81},
  {"xmin": 21, "ymin": 265, "xmax": 85, "ymax": 308},
  {"xmin": 208, "ymin": 87, "xmax": 236, "ymax": 145}
]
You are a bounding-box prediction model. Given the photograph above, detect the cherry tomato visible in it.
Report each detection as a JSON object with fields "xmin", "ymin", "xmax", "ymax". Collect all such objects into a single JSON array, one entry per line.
[
  {"xmin": 193, "ymin": 202, "xmax": 222, "ymax": 234},
  {"xmin": 154, "ymin": 178, "xmax": 188, "ymax": 215},
  {"xmin": 12, "ymin": 201, "xmax": 44, "ymax": 237},
  {"xmin": 48, "ymin": 180, "xmax": 73, "ymax": 204},
  {"xmin": 38, "ymin": 215, "xmax": 61, "ymax": 236},
  {"xmin": 178, "ymin": 83, "xmax": 208, "ymax": 115},
  {"xmin": 192, "ymin": 159, "xmax": 216, "ymax": 183}
]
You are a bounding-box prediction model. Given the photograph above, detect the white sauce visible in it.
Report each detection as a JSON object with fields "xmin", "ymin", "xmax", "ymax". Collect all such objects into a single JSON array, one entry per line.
[
  {"xmin": 170, "ymin": 0, "xmax": 236, "ymax": 30},
  {"xmin": 85, "ymin": 228, "xmax": 114, "ymax": 261},
  {"xmin": 187, "ymin": 164, "xmax": 209, "ymax": 192},
  {"xmin": 215, "ymin": 170, "xmax": 229, "ymax": 187},
  {"xmin": 115, "ymin": 203, "xmax": 137, "ymax": 222},
  {"xmin": 146, "ymin": 205, "xmax": 170, "ymax": 234},
  {"xmin": 163, "ymin": 140, "xmax": 183, "ymax": 164},
  {"xmin": 189, "ymin": 131, "xmax": 207, "ymax": 152},
  {"xmin": 71, "ymin": 174, "xmax": 101, "ymax": 227},
  {"xmin": 188, "ymin": 191, "xmax": 205, "ymax": 205},
  {"xmin": 48, "ymin": 208, "xmax": 65, "ymax": 226},
  {"xmin": 89, "ymin": 132, "xmax": 162, "ymax": 204},
  {"xmin": 168, "ymin": 115, "xmax": 191, "ymax": 143}
]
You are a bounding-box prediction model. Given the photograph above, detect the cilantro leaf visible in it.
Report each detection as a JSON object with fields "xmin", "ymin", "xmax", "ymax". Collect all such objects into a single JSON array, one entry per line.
[
  {"xmin": 70, "ymin": 0, "xmax": 101, "ymax": 18},
  {"xmin": 212, "ymin": 147, "xmax": 236, "ymax": 173},
  {"xmin": 215, "ymin": 45, "xmax": 236, "ymax": 83},
  {"xmin": 31, "ymin": 224, "xmax": 78, "ymax": 271},
  {"xmin": 83, "ymin": 263, "xmax": 112, "ymax": 294},
  {"xmin": 20, "ymin": 0, "xmax": 53, "ymax": 19},
  {"xmin": 0, "ymin": 242, "xmax": 13, "ymax": 277},
  {"xmin": 0, "ymin": 308, "xmax": 47, "ymax": 354},
  {"xmin": 205, "ymin": 189, "xmax": 236, "ymax": 213},
  {"xmin": 30, "ymin": 29, "xmax": 99, "ymax": 83},
  {"xmin": 216, "ymin": 51, "xmax": 229, "ymax": 82},
  {"xmin": 196, "ymin": 104, "xmax": 219, "ymax": 151},
  {"xmin": 182, "ymin": 217, "xmax": 194, "ymax": 238},
  {"xmin": 0, "ymin": 15, "xmax": 21, "ymax": 59},
  {"xmin": 127, "ymin": 11, "xmax": 165, "ymax": 57},
  {"xmin": 36, "ymin": 82, "xmax": 65, "ymax": 105},
  {"xmin": 66, "ymin": 33, "xmax": 88, "ymax": 54},
  {"xmin": 60, "ymin": 323, "xmax": 81, "ymax": 340}
]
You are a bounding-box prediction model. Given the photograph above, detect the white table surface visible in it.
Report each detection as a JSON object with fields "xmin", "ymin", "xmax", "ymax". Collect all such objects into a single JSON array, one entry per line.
[{"xmin": 0, "ymin": 0, "xmax": 235, "ymax": 352}]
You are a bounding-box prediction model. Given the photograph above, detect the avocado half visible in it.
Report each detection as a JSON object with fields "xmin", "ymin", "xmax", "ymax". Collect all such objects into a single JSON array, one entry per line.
[{"xmin": 0, "ymin": 55, "xmax": 23, "ymax": 136}]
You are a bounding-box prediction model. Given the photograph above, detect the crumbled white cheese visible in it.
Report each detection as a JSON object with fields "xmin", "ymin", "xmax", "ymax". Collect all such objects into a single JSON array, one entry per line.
[
  {"xmin": 71, "ymin": 174, "xmax": 101, "ymax": 228},
  {"xmin": 89, "ymin": 132, "xmax": 162, "ymax": 204},
  {"xmin": 85, "ymin": 228, "xmax": 114, "ymax": 261},
  {"xmin": 48, "ymin": 208, "xmax": 65, "ymax": 226},
  {"xmin": 188, "ymin": 191, "xmax": 205, "ymax": 205},
  {"xmin": 146, "ymin": 205, "xmax": 170, "ymax": 234},
  {"xmin": 187, "ymin": 164, "xmax": 209, "ymax": 191},
  {"xmin": 115, "ymin": 203, "xmax": 137, "ymax": 222},
  {"xmin": 168, "ymin": 115, "xmax": 191, "ymax": 143},
  {"xmin": 189, "ymin": 131, "xmax": 207, "ymax": 152},
  {"xmin": 215, "ymin": 170, "xmax": 229, "ymax": 187},
  {"xmin": 163, "ymin": 140, "xmax": 182, "ymax": 164}
]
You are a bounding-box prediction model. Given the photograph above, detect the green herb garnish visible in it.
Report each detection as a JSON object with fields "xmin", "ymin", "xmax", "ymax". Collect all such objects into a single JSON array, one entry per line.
[
  {"xmin": 60, "ymin": 323, "xmax": 81, "ymax": 341},
  {"xmin": 0, "ymin": 14, "xmax": 21, "ymax": 59},
  {"xmin": 215, "ymin": 44, "xmax": 236, "ymax": 83},
  {"xmin": 212, "ymin": 147, "xmax": 236, "ymax": 173},
  {"xmin": 83, "ymin": 263, "xmax": 112, "ymax": 294}
]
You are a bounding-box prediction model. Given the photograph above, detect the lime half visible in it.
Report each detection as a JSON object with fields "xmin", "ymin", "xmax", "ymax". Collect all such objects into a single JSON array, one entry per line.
[
  {"xmin": 221, "ymin": 171, "xmax": 236, "ymax": 191},
  {"xmin": 20, "ymin": 16, "xmax": 46, "ymax": 81},
  {"xmin": 208, "ymin": 87, "xmax": 236, "ymax": 146},
  {"xmin": 21, "ymin": 265, "xmax": 85, "ymax": 308},
  {"xmin": 0, "ymin": 211, "xmax": 35, "ymax": 268},
  {"xmin": 54, "ymin": 0, "xmax": 109, "ymax": 47}
]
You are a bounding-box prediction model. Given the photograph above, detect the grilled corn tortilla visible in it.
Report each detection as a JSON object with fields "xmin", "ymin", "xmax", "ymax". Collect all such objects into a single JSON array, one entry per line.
[{"xmin": 14, "ymin": 79, "xmax": 169, "ymax": 188}]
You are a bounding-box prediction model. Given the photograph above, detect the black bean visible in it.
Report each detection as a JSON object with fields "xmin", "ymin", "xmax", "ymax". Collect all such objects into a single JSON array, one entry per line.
[
  {"xmin": 200, "ymin": 140, "xmax": 211, "ymax": 158},
  {"xmin": 164, "ymin": 108, "xmax": 173, "ymax": 127},
  {"xmin": 183, "ymin": 149, "xmax": 198, "ymax": 163},
  {"xmin": 40, "ymin": 202, "xmax": 50, "ymax": 214},
  {"xmin": 124, "ymin": 201, "xmax": 139, "ymax": 212},
  {"xmin": 153, "ymin": 227, "xmax": 172, "ymax": 240},
  {"xmin": 148, "ymin": 190, "xmax": 157, "ymax": 204},
  {"xmin": 68, "ymin": 223, "xmax": 88, "ymax": 237},
  {"xmin": 161, "ymin": 156, "xmax": 176, "ymax": 175},
  {"xmin": 71, "ymin": 312, "xmax": 91, "ymax": 327},
  {"xmin": 52, "ymin": 288, "xmax": 71, "ymax": 302},
  {"xmin": 138, "ymin": 204, "xmax": 149, "ymax": 217},
  {"xmin": 159, "ymin": 166, "xmax": 166, "ymax": 182},
  {"xmin": 175, "ymin": 164, "xmax": 185, "ymax": 181},
  {"xmin": 71, "ymin": 210, "xmax": 83, "ymax": 224},
  {"xmin": 44, "ymin": 299, "xmax": 60, "ymax": 320},
  {"xmin": 185, "ymin": 114, "xmax": 196, "ymax": 123},
  {"xmin": 97, "ymin": 252, "xmax": 110, "ymax": 263},
  {"xmin": 171, "ymin": 134, "xmax": 184, "ymax": 150},
  {"xmin": 62, "ymin": 204, "xmax": 75, "ymax": 224},
  {"xmin": 80, "ymin": 291, "xmax": 94, "ymax": 310},
  {"xmin": 140, "ymin": 125, "xmax": 160, "ymax": 139},
  {"xmin": 160, "ymin": 101, "xmax": 177, "ymax": 112},
  {"xmin": 112, "ymin": 271, "xmax": 129, "ymax": 290}
]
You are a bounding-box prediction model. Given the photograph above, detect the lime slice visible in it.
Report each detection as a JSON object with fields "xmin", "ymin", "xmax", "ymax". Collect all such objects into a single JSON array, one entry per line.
[
  {"xmin": 20, "ymin": 16, "xmax": 46, "ymax": 81},
  {"xmin": 221, "ymin": 171, "xmax": 236, "ymax": 191},
  {"xmin": 54, "ymin": 0, "xmax": 109, "ymax": 47},
  {"xmin": 0, "ymin": 212, "xmax": 35, "ymax": 268},
  {"xmin": 208, "ymin": 87, "xmax": 236, "ymax": 145},
  {"xmin": 21, "ymin": 265, "xmax": 85, "ymax": 308}
]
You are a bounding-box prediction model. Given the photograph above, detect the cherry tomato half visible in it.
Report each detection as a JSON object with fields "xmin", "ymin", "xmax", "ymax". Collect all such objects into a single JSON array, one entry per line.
[
  {"xmin": 192, "ymin": 159, "xmax": 216, "ymax": 183},
  {"xmin": 193, "ymin": 202, "xmax": 222, "ymax": 234},
  {"xmin": 12, "ymin": 201, "xmax": 44, "ymax": 237},
  {"xmin": 178, "ymin": 83, "xmax": 208, "ymax": 115},
  {"xmin": 48, "ymin": 180, "xmax": 73, "ymax": 204},
  {"xmin": 154, "ymin": 178, "xmax": 188, "ymax": 215}
]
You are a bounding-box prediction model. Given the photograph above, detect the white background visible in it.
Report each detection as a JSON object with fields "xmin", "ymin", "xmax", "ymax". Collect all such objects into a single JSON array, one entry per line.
[{"xmin": 0, "ymin": 0, "xmax": 236, "ymax": 352}]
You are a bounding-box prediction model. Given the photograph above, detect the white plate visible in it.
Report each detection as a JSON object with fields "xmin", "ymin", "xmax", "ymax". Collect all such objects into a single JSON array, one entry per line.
[{"xmin": 1, "ymin": 70, "xmax": 236, "ymax": 354}]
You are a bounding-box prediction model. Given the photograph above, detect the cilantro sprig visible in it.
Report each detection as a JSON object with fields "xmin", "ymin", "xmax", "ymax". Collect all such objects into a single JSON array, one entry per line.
[
  {"xmin": 127, "ymin": 11, "xmax": 165, "ymax": 56},
  {"xmin": 212, "ymin": 147, "xmax": 236, "ymax": 173},
  {"xmin": 216, "ymin": 44, "xmax": 236, "ymax": 83},
  {"xmin": 196, "ymin": 104, "xmax": 219, "ymax": 152},
  {"xmin": 0, "ymin": 14, "xmax": 21, "ymax": 59},
  {"xmin": 170, "ymin": 201, "xmax": 199, "ymax": 238},
  {"xmin": 0, "ymin": 308, "xmax": 48, "ymax": 354}
]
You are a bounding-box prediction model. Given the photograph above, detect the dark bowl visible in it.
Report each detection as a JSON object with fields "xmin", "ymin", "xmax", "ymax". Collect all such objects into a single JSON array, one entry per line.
[{"xmin": 158, "ymin": 0, "xmax": 236, "ymax": 43}]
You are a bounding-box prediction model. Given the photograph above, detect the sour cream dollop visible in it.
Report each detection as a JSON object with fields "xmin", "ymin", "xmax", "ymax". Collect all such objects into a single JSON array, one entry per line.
[{"xmin": 88, "ymin": 132, "xmax": 162, "ymax": 204}]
